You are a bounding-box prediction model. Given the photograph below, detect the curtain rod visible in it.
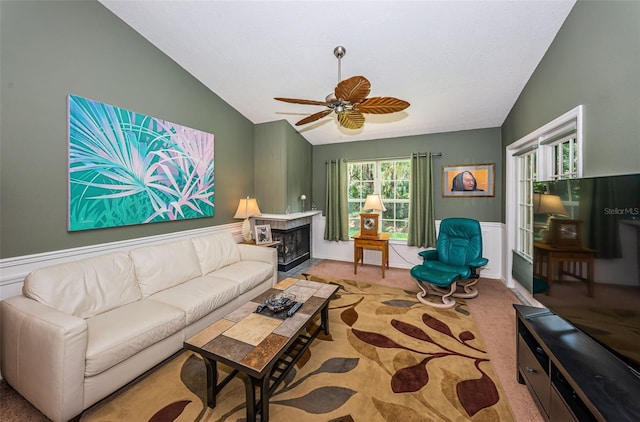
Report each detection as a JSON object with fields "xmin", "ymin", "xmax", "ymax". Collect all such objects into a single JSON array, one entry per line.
[{"xmin": 325, "ymin": 153, "xmax": 442, "ymax": 164}]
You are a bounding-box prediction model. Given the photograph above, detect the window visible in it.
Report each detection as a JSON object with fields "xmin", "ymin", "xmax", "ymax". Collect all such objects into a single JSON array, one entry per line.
[
  {"xmin": 510, "ymin": 106, "xmax": 583, "ymax": 260},
  {"xmin": 541, "ymin": 121, "xmax": 579, "ymax": 180},
  {"xmin": 347, "ymin": 159, "xmax": 410, "ymax": 240},
  {"xmin": 517, "ymin": 150, "xmax": 537, "ymax": 258}
]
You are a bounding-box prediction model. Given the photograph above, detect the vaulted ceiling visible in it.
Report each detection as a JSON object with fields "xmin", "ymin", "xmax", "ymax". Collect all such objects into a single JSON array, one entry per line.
[{"xmin": 99, "ymin": 0, "xmax": 576, "ymax": 145}]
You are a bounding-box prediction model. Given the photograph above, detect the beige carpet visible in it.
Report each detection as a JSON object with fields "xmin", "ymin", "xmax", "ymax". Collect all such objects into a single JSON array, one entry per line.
[
  {"xmin": 305, "ymin": 260, "xmax": 544, "ymax": 422},
  {"xmin": 81, "ymin": 275, "xmax": 514, "ymax": 421}
]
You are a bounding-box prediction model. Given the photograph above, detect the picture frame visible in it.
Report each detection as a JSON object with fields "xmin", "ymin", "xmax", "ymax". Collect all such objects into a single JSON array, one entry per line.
[
  {"xmin": 549, "ymin": 218, "xmax": 583, "ymax": 248},
  {"xmin": 255, "ymin": 224, "xmax": 272, "ymax": 245},
  {"xmin": 442, "ymin": 163, "xmax": 495, "ymax": 197},
  {"xmin": 68, "ymin": 95, "xmax": 214, "ymax": 231}
]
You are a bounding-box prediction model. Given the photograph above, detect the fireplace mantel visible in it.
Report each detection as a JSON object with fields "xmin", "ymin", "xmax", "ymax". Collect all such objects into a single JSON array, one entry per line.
[{"xmin": 255, "ymin": 211, "xmax": 321, "ymax": 230}]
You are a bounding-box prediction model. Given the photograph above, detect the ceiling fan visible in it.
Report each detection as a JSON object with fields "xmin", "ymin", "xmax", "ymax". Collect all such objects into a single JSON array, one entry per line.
[{"xmin": 274, "ymin": 46, "xmax": 410, "ymax": 130}]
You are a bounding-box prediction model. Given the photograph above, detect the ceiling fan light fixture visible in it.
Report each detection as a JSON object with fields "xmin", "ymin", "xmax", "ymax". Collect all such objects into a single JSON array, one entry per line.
[{"xmin": 274, "ymin": 45, "xmax": 409, "ymax": 130}]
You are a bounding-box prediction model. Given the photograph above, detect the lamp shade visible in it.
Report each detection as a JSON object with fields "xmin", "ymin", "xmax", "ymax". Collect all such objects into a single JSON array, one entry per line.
[
  {"xmin": 233, "ymin": 197, "xmax": 262, "ymax": 219},
  {"xmin": 363, "ymin": 194, "xmax": 386, "ymax": 212},
  {"xmin": 533, "ymin": 193, "xmax": 568, "ymax": 216}
]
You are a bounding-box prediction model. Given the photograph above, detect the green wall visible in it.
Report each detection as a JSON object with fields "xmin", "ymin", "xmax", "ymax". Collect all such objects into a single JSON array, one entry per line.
[
  {"xmin": 502, "ymin": 0, "xmax": 640, "ymax": 179},
  {"xmin": 0, "ymin": 1, "xmax": 255, "ymax": 258},
  {"xmin": 312, "ymin": 128, "xmax": 503, "ymax": 222},
  {"xmin": 501, "ymin": 0, "xmax": 639, "ymax": 290},
  {"xmin": 254, "ymin": 120, "xmax": 312, "ymax": 214}
]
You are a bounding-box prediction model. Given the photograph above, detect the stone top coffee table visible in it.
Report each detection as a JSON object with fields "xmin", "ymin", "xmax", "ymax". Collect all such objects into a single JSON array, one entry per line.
[{"xmin": 184, "ymin": 277, "xmax": 339, "ymax": 422}]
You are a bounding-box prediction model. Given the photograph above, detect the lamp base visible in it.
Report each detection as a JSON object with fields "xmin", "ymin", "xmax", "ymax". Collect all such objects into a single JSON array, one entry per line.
[{"xmin": 241, "ymin": 219, "xmax": 252, "ymax": 241}]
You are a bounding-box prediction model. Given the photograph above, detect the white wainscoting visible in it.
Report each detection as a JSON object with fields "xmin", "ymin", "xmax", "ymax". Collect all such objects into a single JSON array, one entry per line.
[
  {"xmin": 0, "ymin": 223, "xmax": 242, "ymax": 302},
  {"xmin": 1, "ymin": 217, "xmax": 505, "ymax": 303},
  {"xmin": 312, "ymin": 215, "xmax": 504, "ymax": 280}
]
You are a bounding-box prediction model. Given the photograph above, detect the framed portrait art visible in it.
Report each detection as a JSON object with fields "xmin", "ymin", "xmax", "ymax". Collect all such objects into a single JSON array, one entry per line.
[
  {"xmin": 442, "ymin": 163, "xmax": 495, "ymax": 197},
  {"xmin": 255, "ymin": 224, "xmax": 273, "ymax": 245}
]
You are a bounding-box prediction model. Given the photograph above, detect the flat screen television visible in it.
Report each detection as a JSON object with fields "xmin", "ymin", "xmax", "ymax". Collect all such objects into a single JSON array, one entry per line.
[{"xmin": 532, "ymin": 173, "xmax": 640, "ymax": 375}]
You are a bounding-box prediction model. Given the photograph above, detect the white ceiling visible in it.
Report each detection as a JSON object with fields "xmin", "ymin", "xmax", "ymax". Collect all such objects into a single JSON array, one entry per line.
[{"xmin": 99, "ymin": 0, "xmax": 576, "ymax": 146}]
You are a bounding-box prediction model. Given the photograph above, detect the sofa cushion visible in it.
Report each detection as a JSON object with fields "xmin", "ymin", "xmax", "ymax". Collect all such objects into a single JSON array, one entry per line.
[
  {"xmin": 22, "ymin": 252, "xmax": 142, "ymax": 319},
  {"xmin": 130, "ymin": 239, "xmax": 202, "ymax": 298},
  {"xmin": 191, "ymin": 232, "xmax": 241, "ymax": 275},
  {"xmin": 85, "ymin": 299, "xmax": 185, "ymax": 377},
  {"xmin": 148, "ymin": 275, "xmax": 241, "ymax": 325},
  {"xmin": 210, "ymin": 260, "xmax": 274, "ymax": 294}
]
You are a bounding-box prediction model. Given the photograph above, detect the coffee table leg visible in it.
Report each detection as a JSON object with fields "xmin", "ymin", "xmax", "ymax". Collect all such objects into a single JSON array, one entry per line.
[
  {"xmin": 243, "ymin": 374, "xmax": 271, "ymax": 422},
  {"xmin": 204, "ymin": 358, "xmax": 218, "ymax": 408},
  {"xmin": 259, "ymin": 375, "xmax": 270, "ymax": 421},
  {"xmin": 243, "ymin": 375, "xmax": 257, "ymax": 422},
  {"xmin": 321, "ymin": 303, "xmax": 330, "ymax": 335}
]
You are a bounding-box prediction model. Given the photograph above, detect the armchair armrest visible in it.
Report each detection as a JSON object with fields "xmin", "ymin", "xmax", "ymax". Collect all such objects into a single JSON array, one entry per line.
[
  {"xmin": 469, "ymin": 257, "xmax": 489, "ymax": 269},
  {"xmin": 1, "ymin": 296, "xmax": 88, "ymax": 422},
  {"xmin": 418, "ymin": 249, "xmax": 438, "ymax": 262}
]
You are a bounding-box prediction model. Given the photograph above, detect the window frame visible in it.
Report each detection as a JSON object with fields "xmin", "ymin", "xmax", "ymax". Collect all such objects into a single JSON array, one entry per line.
[
  {"xmin": 347, "ymin": 158, "xmax": 411, "ymax": 240},
  {"xmin": 508, "ymin": 106, "xmax": 583, "ymax": 262}
]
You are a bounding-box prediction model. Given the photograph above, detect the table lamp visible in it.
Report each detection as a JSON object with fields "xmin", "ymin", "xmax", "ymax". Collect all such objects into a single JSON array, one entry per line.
[
  {"xmin": 234, "ymin": 197, "xmax": 262, "ymax": 241},
  {"xmin": 533, "ymin": 193, "xmax": 568, "ymax": 241},
  {"xmin": 360, "ymin": 194, "xmax": 386, "ymax": 238}
]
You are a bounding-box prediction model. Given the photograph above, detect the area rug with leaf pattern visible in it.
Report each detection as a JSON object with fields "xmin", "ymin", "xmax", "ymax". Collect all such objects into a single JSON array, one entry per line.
[{"xmin": 82, "ymin": 275, "xmax": 515, "ymax": 422}]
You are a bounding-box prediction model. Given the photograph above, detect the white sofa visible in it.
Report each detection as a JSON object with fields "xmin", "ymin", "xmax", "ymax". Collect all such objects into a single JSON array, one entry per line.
[{"xmin": 0, "ymin": 231, "xmax": 277, "ymax": 422}]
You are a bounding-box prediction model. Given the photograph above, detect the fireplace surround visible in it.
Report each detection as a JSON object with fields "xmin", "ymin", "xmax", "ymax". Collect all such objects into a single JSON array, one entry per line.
[{"xmin": 254, "ymin": 211, "xmax": 320, "ymax": 271}]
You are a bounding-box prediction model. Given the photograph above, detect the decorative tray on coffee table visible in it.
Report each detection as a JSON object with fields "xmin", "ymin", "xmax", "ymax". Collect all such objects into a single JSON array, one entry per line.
[{"xmin": 256, "ymin": 292, "xmax": 299, "ymax": 319}]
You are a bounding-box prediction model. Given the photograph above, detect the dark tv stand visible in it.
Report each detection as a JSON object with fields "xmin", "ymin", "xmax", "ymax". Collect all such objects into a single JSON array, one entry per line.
[{"xmin": 515, "ymin": 304, "xmax": 640, "ymax": 421}]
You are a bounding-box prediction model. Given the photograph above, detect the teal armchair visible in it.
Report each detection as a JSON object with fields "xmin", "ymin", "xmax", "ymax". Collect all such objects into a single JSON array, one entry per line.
[{"xmin": 410, "ymin": 218, "xmax": 488, "ymax": 308}]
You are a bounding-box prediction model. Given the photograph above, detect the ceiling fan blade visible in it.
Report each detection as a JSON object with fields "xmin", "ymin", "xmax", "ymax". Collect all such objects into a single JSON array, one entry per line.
[
  {"xmin": 274, "ymin": 97, "xmax": 328, "ymax": 106},
  {"xmin": 295, "ymin": 109, "xmax": 333, "ymax": 126},
  {"xmin": 356, "ymin": 97, "xmax": 410, "ymax": 114},
  {"xmin": 335, "ymin": 76, "xmax": 371, "ymax": 104},
  {"xmin": 337, "ymin": 110, "xmax": 365, "ymax": 129}
]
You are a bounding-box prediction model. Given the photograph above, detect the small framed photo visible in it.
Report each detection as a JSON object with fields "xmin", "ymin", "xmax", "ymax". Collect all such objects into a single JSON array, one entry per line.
[
  {"xmin": 549, "ymin": 219, "xmax": 582, "ymax": 248},
  {"xmin": 254, "ymin": 224, "xmax": 272, "ymax": 245},
  {"xmin": 442, "ymin": 163, "xmax": 495, "ymax": 197}
]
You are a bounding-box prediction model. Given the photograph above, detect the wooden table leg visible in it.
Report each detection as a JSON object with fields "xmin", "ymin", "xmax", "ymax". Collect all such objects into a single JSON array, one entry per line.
[
  {"xmin": 546, "ymin": 253, "xmax": 553, "ymax": 295},
  {"xmin": 587, "ymin": 258, "xmax": 594, "ymax": 297},
  {"xmin": 354, "ymin": 245, "xmax": 359, "ymax": 274},
  {"xmin": 381, "ymin": 243, "xmax": 387, "ymax": 278}
]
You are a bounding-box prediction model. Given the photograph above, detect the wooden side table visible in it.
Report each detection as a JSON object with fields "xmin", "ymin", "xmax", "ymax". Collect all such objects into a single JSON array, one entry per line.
[
  {"xmin": 533, "ymin": 241, "xmax": 596, "ymax": 297},
  {"xmin": 241, "ymin": 240, "xmax": 281, "ymax": 248},
  {"xmin": 353, "ymin": 233, "xmax": 390, "ymax": 278}
]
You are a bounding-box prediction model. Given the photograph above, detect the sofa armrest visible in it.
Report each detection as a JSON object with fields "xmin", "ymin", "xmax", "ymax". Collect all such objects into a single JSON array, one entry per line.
[
  {"xmin": 237, "ymin": 244, "xmax": 277, "ymax": 265},
  {"xmin": 237, "ymin": 244, "xmax": 278, "ymax": 286},
  {"xmin": 1, "ymin": 296, "xmax": 88, "ymax": 422}
]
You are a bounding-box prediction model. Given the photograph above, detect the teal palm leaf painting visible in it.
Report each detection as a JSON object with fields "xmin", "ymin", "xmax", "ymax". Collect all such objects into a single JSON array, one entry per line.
[{"xmin": 68, "ymin": 95, "xmax": 214, "ymax": 231}]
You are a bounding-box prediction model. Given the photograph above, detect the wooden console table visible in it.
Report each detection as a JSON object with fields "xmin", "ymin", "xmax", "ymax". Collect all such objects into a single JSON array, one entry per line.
[
  {"xmin": 353, "ymin": 233, "xmax": 390, "ymax": 278},
  {"xmin": 533, "ymin": 241, "xmax": 596, "ymax": 297}
]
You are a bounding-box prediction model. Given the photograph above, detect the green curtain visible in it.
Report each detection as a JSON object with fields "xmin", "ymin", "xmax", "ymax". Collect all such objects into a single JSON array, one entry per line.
[
  {"xmin": 324, "ymin": 159, "xmax": 349, "ymax": 241},
  {"xmin": 407, "ymin": 152, "xmax": 436, "ymax": 248}
]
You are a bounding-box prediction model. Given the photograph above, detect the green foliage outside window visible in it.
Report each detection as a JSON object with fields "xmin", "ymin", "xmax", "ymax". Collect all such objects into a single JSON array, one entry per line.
[{"xmin": 347, "ymin": 159, "xmax": 410, "ymax": 240}]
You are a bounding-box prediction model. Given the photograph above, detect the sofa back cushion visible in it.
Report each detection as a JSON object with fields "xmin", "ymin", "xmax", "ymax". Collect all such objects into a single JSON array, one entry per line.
[
  {"xmin": 191, "ymin": 231, "xmax": 241, "ymax": 275},
  {"xmin": 22, "ymin": 252, "xmax": 142, "ymax": 319},
  {"xmin": 130, "ymin": 239, "xmax": 202, "ymax": 298}
]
